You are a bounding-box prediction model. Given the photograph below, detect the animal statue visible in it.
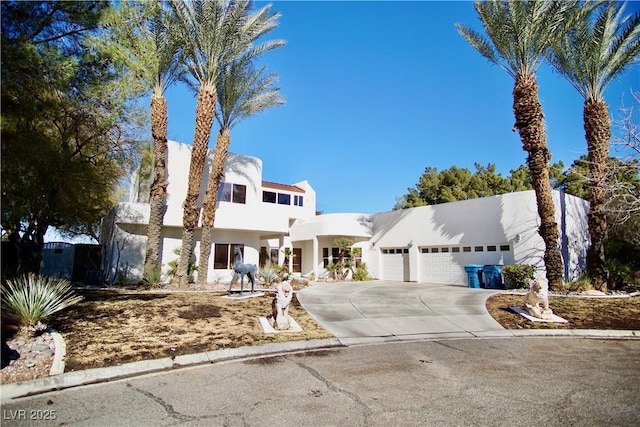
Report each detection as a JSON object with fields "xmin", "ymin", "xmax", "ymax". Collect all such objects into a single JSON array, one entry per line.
[
  {"xmin": 228, "ymin": 247, "xmax": 257, "ymax": 295},
  {"xmin": 270, "ymin": 281, "xmax": 294, "ymax": 330},
  {"xmin": 523, "ymin": 278, "xmax": 553, "ymax": 320}
]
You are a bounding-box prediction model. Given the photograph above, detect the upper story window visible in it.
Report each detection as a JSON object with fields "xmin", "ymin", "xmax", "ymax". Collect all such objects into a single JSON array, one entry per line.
[
  {"xmin": 262, "ymin": 188, "xmax": 304, "ymax": 207},
  {"xmin": 263, "ymin": 191, "xmax": 276, "ymax": 203},
  {"xmin": 218, "ymin": 183, "xmax": 246, "ymax": 204},
  {"xmin": 278, "ymin": 193, "xmax": 291, "ymax": 205}
]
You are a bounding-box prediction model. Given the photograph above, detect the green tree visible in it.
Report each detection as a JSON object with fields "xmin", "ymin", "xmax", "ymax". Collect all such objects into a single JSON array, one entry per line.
[
  {"xmin": 169, "ymin": 0, "xmax": 283, "ymax": 288},
  {"xmin": 104, "ymin": 1, "xmax": 184, "ymax": 279},
  {"xmin": 196, "ymin": 60, "xmax": 284, "ymax": 287},
  {"xmin": 508, "ymin": 165, "xmax": 534, "ymax": 191},
  {"xmin": 456, "ymin": 0, "xmax": 576, "ymax": 290},
  {"xmin": 395, "ymin": 161, "xmax": 567, "ymax": 209},
  {"xmin": 1, "ymin": 1, "xmax": 142, "ymax": 278},
  {"xmin": 546, "ymin": 1, "xmax": 640, "ymax": 291}
]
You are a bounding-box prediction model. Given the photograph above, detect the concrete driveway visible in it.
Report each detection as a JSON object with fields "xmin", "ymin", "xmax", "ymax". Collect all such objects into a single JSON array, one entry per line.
[{"xmin": 297, "ymin": 281, "xmax": 510, "ymax": 345}]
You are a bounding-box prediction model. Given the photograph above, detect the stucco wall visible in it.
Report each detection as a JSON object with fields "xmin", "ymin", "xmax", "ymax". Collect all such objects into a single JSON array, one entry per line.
[
  {"xmin": 365, "ymin": 190, "xmax": 589, "ymax": 283},
  {"xmin": 106, "ymin": 140, "xmax": 589, "ymax": 286}
]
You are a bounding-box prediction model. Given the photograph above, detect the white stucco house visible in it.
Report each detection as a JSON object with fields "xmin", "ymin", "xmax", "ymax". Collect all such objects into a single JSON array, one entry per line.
[{"xmin": 101, "ymin": 140, "xmax": 590, "ymax": 286}]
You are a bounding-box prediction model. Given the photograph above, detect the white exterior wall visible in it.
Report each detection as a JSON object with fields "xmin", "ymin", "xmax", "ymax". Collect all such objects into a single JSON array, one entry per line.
[
  {"xmin": 104, "ymin": 141, "xmax": 317, "ymax": 283},
  {"xmin": 104, "ymin": 140, "xmax": 589, "ymax": 286},
  {"xmin": 161, "ymin": 141, "xmax": 316, "ymax": 230},
  {"xmin": 365, "ymin": 190, "xmax": 589, "ymax": 284}
]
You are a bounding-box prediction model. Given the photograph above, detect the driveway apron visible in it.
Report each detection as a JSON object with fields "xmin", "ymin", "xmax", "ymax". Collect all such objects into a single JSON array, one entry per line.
[{"xmin": 297, "ymin": 281, "xmax": 509, "ymax": 345}]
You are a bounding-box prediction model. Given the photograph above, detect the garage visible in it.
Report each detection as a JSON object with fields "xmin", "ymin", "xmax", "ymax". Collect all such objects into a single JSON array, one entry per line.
[
  {"xmin": 419, "ymin": 244, "xmax": 514, "ymax": 285},
  {"xmin": 381, "ymin": 248, "xmax": 410, "ymax": 281}
]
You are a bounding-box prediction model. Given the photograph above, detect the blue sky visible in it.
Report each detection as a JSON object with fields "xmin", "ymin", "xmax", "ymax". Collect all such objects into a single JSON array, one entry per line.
[{"xmin": 163, "ymin": 0, "xmax": 640, "ymax": 215}]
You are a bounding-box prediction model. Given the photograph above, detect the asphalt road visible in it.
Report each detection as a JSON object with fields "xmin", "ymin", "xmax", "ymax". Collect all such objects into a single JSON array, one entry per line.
[{"xmin": 2, "ymin": 337, "xmax": 639, "ymax": 427}]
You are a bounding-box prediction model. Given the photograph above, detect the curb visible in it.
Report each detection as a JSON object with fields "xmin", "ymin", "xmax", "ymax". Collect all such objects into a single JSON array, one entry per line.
[
  {"xmin": 0, "ymin": 338, "xmax": 343, "ymax": 404},
  {"xmin": 49, "ymin": 332, "xmax": 66, "ymax": 376},
  {"xmin": 3, "ymin": 329, "xmax": 639, "ymax": 404},
  {"xmin": 508, "ymin": 329, "xmax": 640, "ymax": 338}
]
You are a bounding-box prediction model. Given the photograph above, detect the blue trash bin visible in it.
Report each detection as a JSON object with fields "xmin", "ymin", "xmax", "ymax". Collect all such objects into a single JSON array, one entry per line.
[
  {"xmin": 464, "ymin": 264, "xmax": 484, "ymax": 288},
  {"xmin": 483, "ymin": 265, "xmax": 503, "ymax": 289}
]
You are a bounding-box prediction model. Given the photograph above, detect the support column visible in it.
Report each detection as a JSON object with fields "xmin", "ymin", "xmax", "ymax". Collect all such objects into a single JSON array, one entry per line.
[
  {"xmin": 409, "ymin": 241, "xmax": 419, "ymax": 282},
  {"xmin": 312, "ymin": 236, "xmax": 319, "ymax": 280}
]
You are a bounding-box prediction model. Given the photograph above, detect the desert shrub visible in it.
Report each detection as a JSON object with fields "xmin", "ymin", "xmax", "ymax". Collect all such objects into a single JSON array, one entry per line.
[
  {"xmin": 325, "ymin": 263, "xmax": 338, "ymax": 279},
  {"xmin": 606, "ymin": 238, "xmax": 640, "ymax": 289},
  {"xmin": 166, "ymin": 249, "xmax": 198, "ymax": 283},
  {"xmin": 142, "ymin": 268, "xmax": 163, "ymax": 289},
  {"xmin": 115, "ymin": 263, "xmax": 132, "ymax": 285},
  {"xmin": 258, "ymin": 263, "xmax": 280, "ymax": 285},
  {"xmin": 353, "ymin": 263, "xmax": 371, "ymax": 281},
  {"xmin": 606, "ymin": 238, "xmax": 640, "ymax": 269},
  {"xmin": 567, "ymin": 276, "xmax": 593, "ymax": 292},
  {"xmin": 606, "ymin": 259, "xmax": 635, "ymax": 289},
  {"xmin": 502, "ymin": 265, "xmax": 534, "ymax": 289},
  {"xmin": 1, "ymin": 273, "xmax": 83, "ymax": 331}
]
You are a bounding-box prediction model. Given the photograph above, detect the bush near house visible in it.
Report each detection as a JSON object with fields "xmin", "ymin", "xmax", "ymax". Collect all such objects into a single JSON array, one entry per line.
[
  {"xmin": 167, "ymin": 249, "xmax": 197, "ymax": 284},
  {"xmin": 353, "ymin": 263, "xmax": 371, "ymax": 281},
  {"xmin": 502, "ymin": 265, "xmax": 535, "ymax": 289},
  {"xmin": 606, "ymin": 238, "xmax": 640, "ymax": 289}
]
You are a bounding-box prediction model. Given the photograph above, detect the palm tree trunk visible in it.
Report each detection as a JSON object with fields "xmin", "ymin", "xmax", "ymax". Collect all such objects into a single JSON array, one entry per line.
[
  {"xmin": 513, "ymin": 71, "xmax": 564, "ymax": 291},
  {"xmin": 172, "ymin": 83, "xmax": 217, "ymax": 288},
  {"xmin": 584, "ymin": 97, "xmax": 610, "ymax": 292},
  {"xmin": 196, "ymin": 128, "xmax": 231, "ymax": 287},
  {"xmin": 143, "ymin": 92, "xmax": 169, "ymax": 278}
]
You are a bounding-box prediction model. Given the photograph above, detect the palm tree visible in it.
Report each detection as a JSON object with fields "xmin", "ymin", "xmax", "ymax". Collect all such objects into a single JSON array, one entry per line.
[
  {"xmin": 107, "ymin": 1, "xmax": 183, "ymax": 279},
  {"xmin": 196, "ymin": 59, "xmax": 284, "ymax": 287},
  {"xmin": 456, "ymin": 1, "xmax": 578, "ymax": 291},
  {"xmin": 168, "ymin": 0, "xmax": 284, "ymax": 287},
  {"xmin": 546, "ymin": 1, "xmax": 640, "ymax": 292}
]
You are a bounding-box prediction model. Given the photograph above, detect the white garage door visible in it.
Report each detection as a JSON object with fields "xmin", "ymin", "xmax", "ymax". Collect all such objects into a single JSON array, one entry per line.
[
  {"xmin": 420, "ymin": 247, "xmax": 466, "ymax": 284},
  {"xmin": 419, "ymin": 244, "xmax": 514, "ymax": 285},
  {"xmin": 381, "ymin": 248, "xmax": 410, "ymax": 281}
]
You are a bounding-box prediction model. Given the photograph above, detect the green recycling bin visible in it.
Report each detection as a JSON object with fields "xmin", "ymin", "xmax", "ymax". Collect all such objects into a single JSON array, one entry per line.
[{"xmin": 483, "ymin": 265, "xmax": 503, "ymax": 289}]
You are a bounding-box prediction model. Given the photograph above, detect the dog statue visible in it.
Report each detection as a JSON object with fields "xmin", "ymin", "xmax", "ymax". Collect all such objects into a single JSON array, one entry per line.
[
  {"xmin": 270, "ymin": 281, "xmax": 294, "ymax": 330},
  {"xmin": 523, "ymin": 278, "xmax": 554, "ymax": 320}
]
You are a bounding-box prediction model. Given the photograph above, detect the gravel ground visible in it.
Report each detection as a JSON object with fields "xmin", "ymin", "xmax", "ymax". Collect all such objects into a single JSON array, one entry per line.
[{"xmin": 1, "ymin": 331, "xmax": 55, "ymax": 384}]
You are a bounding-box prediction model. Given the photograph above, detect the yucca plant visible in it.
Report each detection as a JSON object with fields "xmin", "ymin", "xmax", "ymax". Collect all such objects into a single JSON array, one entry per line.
[
  {"xmin": 1, "ymin": 274, "xmax": 84, "ymax": 332},
  {"xmin": 258, "ymin": 263, "xmax": 280, "ymax": 286}
]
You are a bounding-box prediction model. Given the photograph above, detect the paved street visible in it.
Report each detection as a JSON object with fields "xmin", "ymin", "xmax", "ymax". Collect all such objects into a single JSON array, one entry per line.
[
  {"xmin": 2, "ymin": 281, "xmax": 639, "ymax": 426},
  {"xmin": 2, "ymin": 337, "xmax": 639, "ymax": 426}
]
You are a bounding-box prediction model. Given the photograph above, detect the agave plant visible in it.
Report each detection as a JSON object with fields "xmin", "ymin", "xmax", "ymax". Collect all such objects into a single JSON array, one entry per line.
[
  {"xmin": 1, "ymin": 274, "xmax": 84, "ymax": 331},
  {"xmin": 258, "ymin": 263, "xmax": 280, "ymax": 286}
]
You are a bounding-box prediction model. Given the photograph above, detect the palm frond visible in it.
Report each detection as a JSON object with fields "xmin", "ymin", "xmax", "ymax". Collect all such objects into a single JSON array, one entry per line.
[
  {"xmin": 215, "ymin": 58, "xmax": 284, "ymax": 130},
  {"xmin": 170, "ymin": 0, "xmax": 283, "ymax": 89},
  {"xmin": 458, "ymin": 0, "xmax": 580, "ymax": 79},
  {"xmin": 548, "ymin": 1, "xmax": 640, "ymax": 101}
]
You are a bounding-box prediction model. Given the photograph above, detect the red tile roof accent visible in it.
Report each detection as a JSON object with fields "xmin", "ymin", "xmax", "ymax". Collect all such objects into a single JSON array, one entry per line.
[{"xmin": 262, "ymin": 181, "xmax": 305, "ymax": 193}]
